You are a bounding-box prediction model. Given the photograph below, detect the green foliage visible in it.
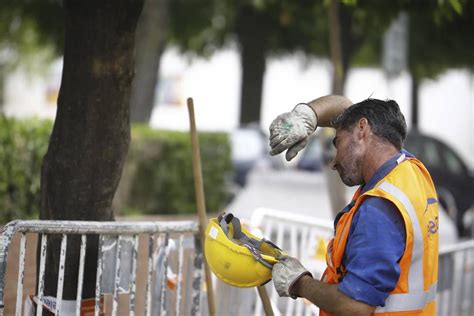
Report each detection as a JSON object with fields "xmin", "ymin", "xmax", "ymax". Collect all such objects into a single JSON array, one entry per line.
[
  {"xmin": 407, "ymin": 0, "xmax": 474, "ymax": 79},
  {"xmin": 0, "ymin": 0, "xmax": 64, "ymax": 72},
  {"xmin": 0, "ymin": 118, "xmax": 232, "ymax": 222},
  {"xmin": 0, "ymin": 115, "xmax": 52, "ymax": 223},
  {"xmin": 115, "ymin": 125, "xmax": 233, "ymax": 216},
  {"xmin": 168, "ymin": 0, "xmax": 330, "ymax": 58}
]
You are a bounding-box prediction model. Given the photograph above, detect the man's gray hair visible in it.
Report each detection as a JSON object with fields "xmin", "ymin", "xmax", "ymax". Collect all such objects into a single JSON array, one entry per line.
[{"xmin": 331, "ymin": 98, "xmax": 407, "ymax": 150}]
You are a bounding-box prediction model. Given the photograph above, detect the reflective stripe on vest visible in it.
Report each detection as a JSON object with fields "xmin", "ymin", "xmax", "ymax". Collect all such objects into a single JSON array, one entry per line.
[
  {"xmin": 375, "ymin": 283, "xmax": 437, "ymax": 313},
  {"xmin": 375, "ymin": 181, "xmax": 436, "ymax": 313}
]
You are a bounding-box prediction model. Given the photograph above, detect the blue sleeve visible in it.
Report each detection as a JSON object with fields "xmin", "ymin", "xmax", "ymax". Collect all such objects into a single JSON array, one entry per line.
[{"xmin": 337, "ymin": 197, "xmax": 406, "ymax": 307}]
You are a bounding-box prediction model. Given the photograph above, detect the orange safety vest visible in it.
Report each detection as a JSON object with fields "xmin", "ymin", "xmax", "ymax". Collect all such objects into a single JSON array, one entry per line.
[{"xmin": 320, "ymin": 154, "xmax": 439, "ymax": 316}]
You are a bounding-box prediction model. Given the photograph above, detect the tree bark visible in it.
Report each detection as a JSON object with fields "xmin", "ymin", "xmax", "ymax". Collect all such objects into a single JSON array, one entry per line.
[
  {"xmin": 329, "ymin": 0, "xmax": 346, "ymax": 96},
  {"xmin": 237, "ymin": 6, "xmax": 268, "ymax": 126},
  {"xmin": 130, "ymin": 0, "xmax": 169, "ymax": 123},
  {"xmin": 39, "ymin": 0, "xmax": 143, "ymax": 300}
]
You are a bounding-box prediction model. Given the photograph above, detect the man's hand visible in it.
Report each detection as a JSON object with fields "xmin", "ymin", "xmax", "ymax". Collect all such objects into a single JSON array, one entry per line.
[
  {"xmin": 272, "ymin": 256, "xmax": 312, "ymax": 298},
  {"xmin": 269, "ymin": 104, "xmax": 317, "ymax": 161}
]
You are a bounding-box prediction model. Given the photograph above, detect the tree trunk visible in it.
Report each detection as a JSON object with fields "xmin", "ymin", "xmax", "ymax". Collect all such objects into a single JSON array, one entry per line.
[
  {"xmin": 237, "ymin": 6, "xmax": 268, "ymax": 126},
  {"xmin": 324, "ymin": 0, "xmax": 347, "ymax": 217},
  {"xmin": 130, "ymin": 0, "xmax": 169, "ymax": 123},
  {"xmin": 329, "ymin": 0, "xmax": 345, "ymax": 96},
  {"xmin": 39, "ymin": 0, "xmax": 143, "ymax": 301},
  {"xmin": 411, "ymin": 75, "xmax": 419, "ymax": 130}
]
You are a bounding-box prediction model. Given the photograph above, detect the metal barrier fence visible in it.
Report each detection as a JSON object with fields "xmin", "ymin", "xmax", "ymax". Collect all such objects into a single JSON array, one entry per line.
[
  {"xmin": 212, "ymin": 207, "xmax": 334, "ymax": 316},
  {"xmin": 2, "ymin": 215, "xmax": 473, "ymax": 316},
  {"xmin": 438, "ymin": 239, "xmax": 474, "ymax": 316},
  {"xmin": 251, "ymin": 208, "xmax": 334, "ymax": 316},
  {"xmin": 0, "ymin": 220, "xmax": 203, "ymax": 316},
  {"xmin": 215, "ymin": 207, "xmax": 474, "ymax": 316}
]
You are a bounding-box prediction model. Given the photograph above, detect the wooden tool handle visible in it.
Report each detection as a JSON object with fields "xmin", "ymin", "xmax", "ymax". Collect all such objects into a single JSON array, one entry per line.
[{"xmin": 187, "ymin": 97, "xmax": 216, "ymax": 316}]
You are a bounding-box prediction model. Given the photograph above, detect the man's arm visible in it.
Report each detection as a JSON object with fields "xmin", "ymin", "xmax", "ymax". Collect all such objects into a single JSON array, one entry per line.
[
  {"xmin": 306, "ymin": 95, "xmax": 353, "ymax": 127},
  {"xmin": 269, "ymin": 95, "xmax": 352, "ymax": 160},
  {"xmin": 272, "ymin": 256, "xmax": 375, "ymax": 315},
  {"xmin": 294, "ymin": 275, "xmax": 376, "ymax": 316}
]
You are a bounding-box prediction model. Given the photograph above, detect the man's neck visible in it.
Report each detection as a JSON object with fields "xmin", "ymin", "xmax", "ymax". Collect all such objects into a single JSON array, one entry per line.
[{"xmin": 362, "ymin": 142, "xmax": 399, "ymax": 183}]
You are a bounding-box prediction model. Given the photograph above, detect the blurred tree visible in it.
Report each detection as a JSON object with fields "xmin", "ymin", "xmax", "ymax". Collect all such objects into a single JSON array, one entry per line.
[
  {"xmin": 324, "ymin": 0, "xmax": 472, "ymax": 215},
  {"xmin": 324, "ymin": 0, "xmax": 405, "ymax": 214},
  {"xmin": 130, "ymin": 0, "xmax": 170, "ymax": 123},
  {"xmin": 406, "ymin": 0, "xmax": 474, "ymax": 128},
  {"xmin": 39, "ymin": 0, "xmax": 143, "ymax": 303},
  {"xmin": 0, "ymin": 0, "xmax": 64, "ymax": 108},
  {"xmin": 168, "ymin": 0, "xmax": 329, "ymax": 125}
]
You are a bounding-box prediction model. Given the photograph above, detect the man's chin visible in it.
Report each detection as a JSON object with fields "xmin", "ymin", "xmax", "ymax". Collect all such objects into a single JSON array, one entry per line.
[{"xmin": 340, "ymin": 175, "xmax": 359, "ymax": 187}]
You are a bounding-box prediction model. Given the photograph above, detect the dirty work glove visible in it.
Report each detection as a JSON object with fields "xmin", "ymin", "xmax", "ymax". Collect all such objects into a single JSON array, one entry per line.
[
  {"xmin": 272, "ymin": 256, "xmax": 312, "ymax": 299},
  {"xmin": 269, "ymin": 103, "xmax": 317, "ymax": 161}
]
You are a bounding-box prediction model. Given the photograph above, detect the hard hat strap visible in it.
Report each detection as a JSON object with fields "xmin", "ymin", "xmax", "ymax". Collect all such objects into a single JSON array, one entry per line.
[
  {"xmin": 243, "ymin": 244, "xmax": 274, "ymax": 269},
  {"xmin": 218, "ymin": 213, "xmax": 274, "ymax": 269}
]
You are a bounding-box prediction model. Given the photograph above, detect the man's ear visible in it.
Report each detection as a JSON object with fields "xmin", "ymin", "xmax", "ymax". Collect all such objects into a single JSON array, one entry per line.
[{"xmin": 357, "ymin": 118, "xmax": 370, "ymax": 140}]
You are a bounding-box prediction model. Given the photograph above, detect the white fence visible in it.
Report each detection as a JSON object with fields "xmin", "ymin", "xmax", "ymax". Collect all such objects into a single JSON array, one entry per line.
[
  {"xmin": 1, "ymin": 213, "xmax": 472, "ymax": 316},
  {"xmin": 212, "ymin": 207, "xmax": 334, "ymax": 316},
  {"xmin": 0, "ymin": 220, "xmax": 204, "ymax": 316},
  {"xmin": 438, "ymin": 239, "xmax": 474, "ymax": 316},
  {"xmin": 216, "ymin": 207, "xmax": 474, "ymax": 316}
]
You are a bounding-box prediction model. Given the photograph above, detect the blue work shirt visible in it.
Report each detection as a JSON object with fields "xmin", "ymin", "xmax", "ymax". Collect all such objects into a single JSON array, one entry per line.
[{"xmin": 335, "ymin": 150, "xmax": 411, "ymax": 307}]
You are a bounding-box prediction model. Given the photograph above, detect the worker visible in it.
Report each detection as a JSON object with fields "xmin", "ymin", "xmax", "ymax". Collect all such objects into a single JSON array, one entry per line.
[{"xmin": 268, "ymin": 95, "xmax": 439, "ymax": 315}]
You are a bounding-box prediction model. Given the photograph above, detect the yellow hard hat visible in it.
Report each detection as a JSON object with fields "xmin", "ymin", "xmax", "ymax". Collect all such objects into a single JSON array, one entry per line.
[{"xmin": 204, "ymin": 213, "xmax": 284, "ymax": 288}]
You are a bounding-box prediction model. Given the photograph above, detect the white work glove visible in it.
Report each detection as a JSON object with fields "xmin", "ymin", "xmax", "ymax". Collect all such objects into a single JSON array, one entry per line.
[
  {"xmin": 272, "ymin": 256, "xmax": 312, "ymax": 299},
  {"xmin": 269, "ymin": 103, "xmax": 317, "ymax": 161}
]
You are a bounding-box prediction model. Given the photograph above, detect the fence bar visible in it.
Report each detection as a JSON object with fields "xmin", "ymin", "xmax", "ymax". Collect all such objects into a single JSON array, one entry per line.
[
  {"xmin": 129, "ymin": 234, "xmax": 139, "ymax": 316},
  {"xmin": 447, "ymin": 254, "xmax": 454, "ymax": 316},
  {"xmin": 36, "ymin": 234, "xmax": 48, "ymax": 316},
  {"xmin": 190, "ymin": 235, "xmax": 203, "ymax": 316},
  {"xmin": 160, "ymin": 234, "xmax": 170, "ymax": 316},
  {"xmin": 0, "ymin": 224, "xmax": 16, "ymax": 316},
  {"xmin": 0, "ymin": 220, "xmax": 203, "ymax": 316},
  {"xmin": 438, "ymin": 255, "xmax": 446, "ymax": 316},
  {"xmin": 469, "ymin": 248, "xmax": 474, "ymax": 316},
  {"xmin": 112, "ymin": 235, "xmax": 122, "ymax": 316},
  {"xmin": 459, "ymin": 251, "xmax": 468, "ymax": 315},
  {"xmin": 95, "ymin": 235, "xmax": 104, "ymax": 316},
  {"xmin": 13, "ymin": 220, "xmax": 198, "ymax": 235},
  {"xmin": 15, "ymin": 233, "xmax": 27, "ymax": 316},
  {"xmin": 145, "ymin": 234, "xmax": 154, "ymax": 316},
  {"xmin": 76, "ymin": 234, "xmax": 87, "ymax": 316},
  {"xmin": 176, "ymin": 235, "xmax": 184, "ymax": 316},
  {"xmin": 56, "ymin": 234, "xmax": 68, "ymax": 315}
]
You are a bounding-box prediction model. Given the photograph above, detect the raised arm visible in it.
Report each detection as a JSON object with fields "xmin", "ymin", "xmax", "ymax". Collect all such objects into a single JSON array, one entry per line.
[
  {"xmin": 306, "ymin": 95, "xmax": 353, "ymax": 127},
  {"xmin": 269, "ymin": 95, "xmax": 352, "ymax": 161}
]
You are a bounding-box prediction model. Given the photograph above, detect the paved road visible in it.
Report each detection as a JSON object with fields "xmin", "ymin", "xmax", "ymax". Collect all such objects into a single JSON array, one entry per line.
[{"xmin": 226, "ymin": 168, "xmax": 354, "ymax": 221}]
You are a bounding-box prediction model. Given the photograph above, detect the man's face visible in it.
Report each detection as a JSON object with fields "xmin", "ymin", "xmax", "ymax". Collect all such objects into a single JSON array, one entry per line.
[{"xmin": 331, "ymin": 127, "xmax": 365, "ymax": 186}]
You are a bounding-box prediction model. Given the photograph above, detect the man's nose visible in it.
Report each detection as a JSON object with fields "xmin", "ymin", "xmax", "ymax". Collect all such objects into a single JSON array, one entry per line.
[{"xmin": 330, "ymin": 160, "xmax": 338, "ymax": 170}]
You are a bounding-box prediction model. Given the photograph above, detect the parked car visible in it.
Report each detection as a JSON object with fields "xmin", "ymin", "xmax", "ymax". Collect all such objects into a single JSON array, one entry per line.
[
  {"xmin": 297, "ymin": 130, "xmax": 474, "ymax": 236},
  {"xmin": 404, "ymin": 130, "xmax": 474, "ymax": 236}
]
